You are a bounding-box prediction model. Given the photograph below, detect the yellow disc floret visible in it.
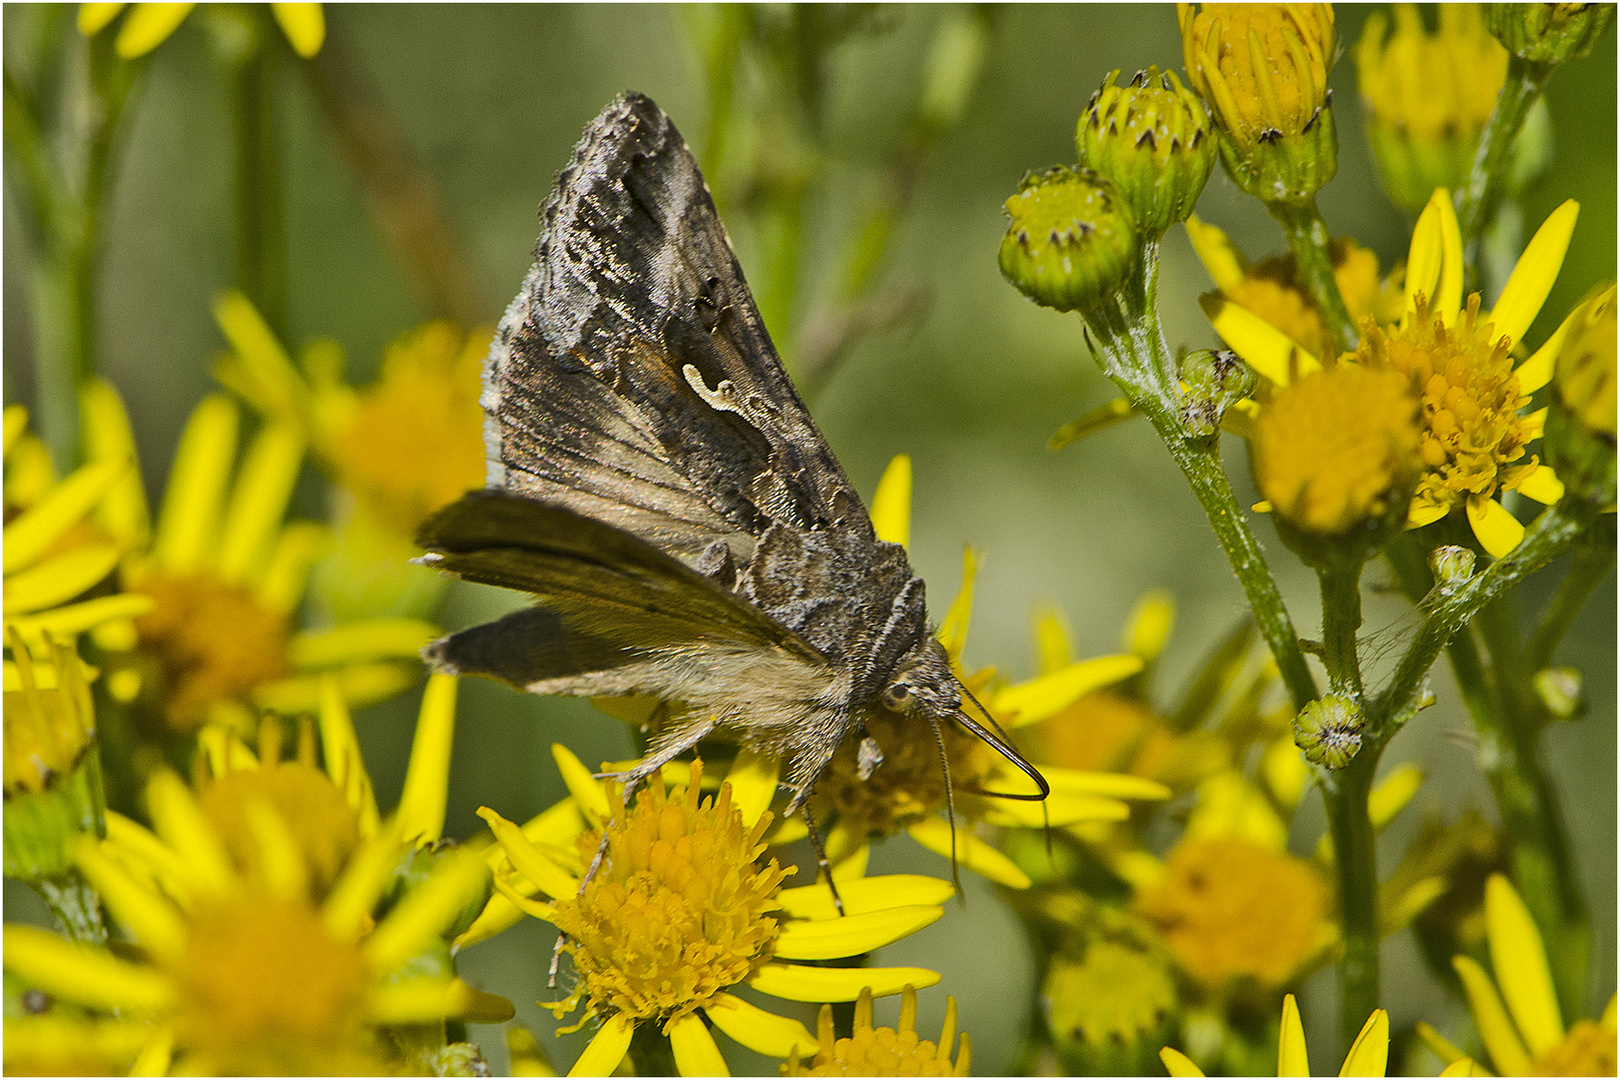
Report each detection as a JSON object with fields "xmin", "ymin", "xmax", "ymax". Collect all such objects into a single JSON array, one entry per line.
[
  {"xmin": 552, "ymin": 762, "xmax": 788, "ymax": 1028},
  {"xmin": 786, "ymin": 986, "xmax": 970, "ymax": 1077}
]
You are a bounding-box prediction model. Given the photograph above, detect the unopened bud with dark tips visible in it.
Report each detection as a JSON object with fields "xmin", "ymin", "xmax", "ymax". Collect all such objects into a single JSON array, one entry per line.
[
  {"xmin": 1484, "ymin": 2, "xmax": 1616, "ymax": 65},
  {"xmin": 1178, "ymin": 348, "xmax": 1255, "ymax": 437},
  {"xmin": 1294, "ymin": 694, "xmax": 1364, "ymax": 769},
  {"xmin": 999, "ymin": 165, "xmax": 1138, "ymax": 314},
  {"xmin": 1077, "ymin": 66, "xmax": 1216, "ymax": 237}
]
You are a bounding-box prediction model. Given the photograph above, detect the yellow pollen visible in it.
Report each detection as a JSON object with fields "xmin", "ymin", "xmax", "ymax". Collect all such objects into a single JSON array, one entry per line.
[
  {"xmin": 810, "ymin": 709, "xmax": 997, "ymax": 836},
  {"xmin": 551, "ymin": 762, "xmax": 787, "ymax": 1027},
  {"xmin": 1180, "ymin": 3, "xmax": 1335, "ymax": 145},
  {"xmin": 788, "ymin": 986, "xmax": 969, "ymax": 1077},
  {"xmin": 327, "ymin": 321, "xmax": 488, "ymax": 532},
  {"xmin": 1134, "ymin": 837, "xmax": 1330, "ymax": 989},
  {"xmin": 132, "ymin": 573, "xmax": 292, "ymax": 733},
  {"xmin": 1533, "ymin": 1018, "xmax": 1617, "ymax": 1076},
  {"xmin": 198, "ymin": 763, "xmax": 362, "ymax": 896},
  {"xmin": 1224, "ymin": 238, "xmax": 1398, "ymax": 363},
  {"xmin": 169, "ymin": 896, "xmax": 377, "ymax": 1075},
  {"xmin": 1251, "ymin": 361, "xmax": 1421, "ymax": 535},
  {"xmin": 1359, "ymin": 295, "xmax": 1536, "ymax": 523},
  {"xmin": 1356, "ymin": 5, "xmax": 1506, "ymax": 144}
]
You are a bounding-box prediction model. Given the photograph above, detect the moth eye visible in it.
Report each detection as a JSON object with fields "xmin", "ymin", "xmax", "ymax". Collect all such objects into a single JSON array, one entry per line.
[{"xmin": 881, "ymin": 681, "xmax": 913, "ymax": 712}]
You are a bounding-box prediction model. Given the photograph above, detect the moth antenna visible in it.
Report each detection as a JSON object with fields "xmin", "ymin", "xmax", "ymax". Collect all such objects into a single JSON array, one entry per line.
[
  {"xmin": 954, "ymin": 684, "xmax": 1050, "ymax": 801},
  {"xmin": 925, "ymin": 713, "xmax": 964, "ymax": 900},
  {"xmin": 800, "ymin": 806, "xmax": 845, "ymax": 917}
]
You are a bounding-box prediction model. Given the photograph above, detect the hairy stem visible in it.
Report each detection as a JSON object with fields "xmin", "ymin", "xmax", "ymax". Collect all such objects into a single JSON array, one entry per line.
[
  {"xmin": 1323, "ymin": 745, "xmax": 1381, "ymax": 1049},
  {"xmin": 1318, "ymin": 555, "xmax": 1366, "ymax": 698},
  {"xmin": 1267, "ymin": 197, "xmax": 1355, "ymax": 356},
  {"xmin": 1455, "ymin": 56, "xmax": 1553, "ymax": 259}
]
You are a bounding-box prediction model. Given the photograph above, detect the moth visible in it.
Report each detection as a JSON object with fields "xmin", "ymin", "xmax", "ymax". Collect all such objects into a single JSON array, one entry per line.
[{"xmin": 417, "ymin": 92, "xmax": 1047, "ymax": 851}]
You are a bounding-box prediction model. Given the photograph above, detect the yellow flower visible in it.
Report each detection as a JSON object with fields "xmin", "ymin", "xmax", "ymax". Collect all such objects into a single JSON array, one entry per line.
[
  {"xmin": 784, "ymin": 985, "xmax": 971, "ymax": 1077},
  {"xmin": 1201, "ymin": 189, "xmax": 1581, "ymax": 557},
  {"xmin": 1355, "ymin": 5, "xmax": 1513, "ymax": 216},
  {"xmin": 211, "ymin": 291, "xmax": 490, "ymax": 618},
  {"xmin": 1249, "ymin": 361, "xmax": 1422, "ymax": 537},
  {"xmin": 470, "ymin": 750, "xmax": 951, "ymax": 1077},
  {"xmin": 79, "ymin": 2, "xmax": 325, "ymax": 59},
  {"xmin": 2, "ymin": 763, "xmax": 507, "ymax": 1075},
  {"xmin": 92, "ymin": 383, "xmax": 434, "ymax": 735},
  {"xmin": 1419, "ymin": 874, "xmax": 1617, "ymax": 1077},
  {"xmin": 798, "ymin": 455, "xmax": 1170, "ymax": 889},
  {"xmin": 1161, "ymin": 993, "xmax": 1405, "ymax": 1076}
]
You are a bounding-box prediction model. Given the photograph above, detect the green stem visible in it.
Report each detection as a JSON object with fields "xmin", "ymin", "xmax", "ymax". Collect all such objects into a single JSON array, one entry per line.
[
  {"xmin": 1317, "ymin": 555, "xmax": 1366, "ymax": 698},
  {"xmin": 1475, "ymin": 597, "xmax": 1591, "ymax": 1019},
  {"xmin": 231, "ymin": 43, "xmax": 289, "ymax": 339},
  {"xmin": 1323, "ymin": 745, "xmax": 1381, "ymax": 1050},
  {"xmin": 1266, "ymin": 197, "xmax": 1355, "ymax": 355},
  {"xmin": 1525, "ymin": 528, "xmax": 1616, "ymax": 672},
  {"xmin": 1455, "ymin": 56, "xmax": 1553, "ymax": 259},
  {"xmin": 1373, "ymin": 498, "xmax": 1599, "ymax": 725}
]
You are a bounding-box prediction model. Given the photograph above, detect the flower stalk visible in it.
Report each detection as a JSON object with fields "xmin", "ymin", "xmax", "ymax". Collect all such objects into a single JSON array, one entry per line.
[
  {"xmin": 230, "ymin": 38, "xmax": 290, "ymax": 340},
  {"xmin": 1321, "ymin": 744, "xmax": 1380, "ymax": 1049},
  {"xmin": 1454, "ymin": 55, "xmax": 1552, "ymax": 260}
]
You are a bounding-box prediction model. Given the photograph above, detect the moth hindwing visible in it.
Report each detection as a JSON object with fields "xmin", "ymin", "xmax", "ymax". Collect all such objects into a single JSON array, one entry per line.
[{"xmin": 418, "ymin": 91, "xmax": 1049, "ymax": 813}]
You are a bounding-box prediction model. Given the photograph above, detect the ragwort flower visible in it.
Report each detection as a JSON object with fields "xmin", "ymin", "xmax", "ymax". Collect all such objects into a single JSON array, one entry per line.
[
  {"xmin": 784, "ymin": 985, "xmax": 971, "ymax": 1077},
  {"xmin": 1420, "ymin": 874, "xmax": 1617, "ymax": 1077},
  {"xmin": 1201, "ymin": 189, "xmax": 1581, "ymax": 557},
  {"xmin": 90, "ymin": 382, "xmax": 435, "ymax": 737},
  {"xmin": 473, "ymin": 751, "xmax": 952, "ymax": 1076}
]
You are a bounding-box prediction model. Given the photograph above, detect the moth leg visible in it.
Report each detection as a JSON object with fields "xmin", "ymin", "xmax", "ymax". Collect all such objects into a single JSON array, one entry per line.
[{"xmin": 800, "ymin": 806, "xmax": 845, "ymax": 917}]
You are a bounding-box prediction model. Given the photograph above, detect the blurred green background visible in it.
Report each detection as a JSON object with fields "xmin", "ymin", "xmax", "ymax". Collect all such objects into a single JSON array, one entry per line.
[{"xmin": 4, "ymin": 5, "xmax": 1614, "ymax": 1075}]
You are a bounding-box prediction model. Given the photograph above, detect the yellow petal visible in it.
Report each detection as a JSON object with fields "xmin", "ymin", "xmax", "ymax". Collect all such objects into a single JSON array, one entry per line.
[
  {"xmin": 1200, "ymin": 294, "xmax": 1320, "ymax": 386},
  {"xmin": 569, "ymin": 1013, "xmax": 634, "ymax": 1077},
  {"xmin": 74, "ymin": 840, "xmax": 185, "ymax": 960},
  {"xmin": 1032, "ymin": 607, "xmax": 1071, "ymax": 675},
  {"xmin": 269, "ymin": 2, "xmax": 324, "ymax": 57},
  {"xmin": 1184, "ymin": 215, "xmax": 1248, "ymax": 292},
  {"xmin": 3, "ymin": 458, "xmax": 128, "ymax": 575},
  {"xmin": 978, "ymin": 791, "xmax": 1127, "ymax": 829},
  {"xmin": 1369, "ymin": 764, "xmax": 1422, "ymax": 830},
  {"xmin": 776, "ymin": 874, "xmax": 956, "ymax": 921},
  {"xmin": 256, "ymin": 521, "xmax": 329, "ymax": 614},
  {"xmin": 552, "ymin": 743, "xmax": 612, "ymax": 823},
  {"xmin": 774, "ymin": 905, "xmax": 942, "ymax": 961},
  {"xmin": 2, "ymin": 924, "xmax": 172, "ymax": 1013},
  {"xmin": 114, "ymin": 2, "xmax": 193, "ymax": 57},
  {"xmin": 103, "ymin": 812, "xmax": 194, "ymax": 904},
  {"xmin": 1438, "ymin": 1058, "xmax": 1485, "ymax": 1077},
  {"xmin": 935, "ymin": 547, "xmax": 979, "ymax": 661},
  {"xmin": 211, "ymin": 290, "xmax": 306, "ymax": 420},
  {"xmin": 1435, "ymin": 193, "xmax": 1464, "ymax": 324},
  {"xmin": 129, "ymin": 1026, "xmax": 175, "ymax": 1077},
  {"xmin": 1453, "ymin": 954, "xmax": 1532, "ymax": 1075},
  {"xmin": 5, "ymin": 593, "xmax": 154, "ymax": 646},
  {"xmin": 454, "ymin": 893, "xmax": 525, "ymax": 950},
  {"xmin": 1406, "ymin": 191, "xmax": 1447, "ymax": 321},
  {"xmin": 154, "ymin": 395, "xmax": 237, "ymax": 573},
  {"xmin": 1122, "ymin": 588, "xmax": 1174, "ymax": 660},
  {"xmin": 290, "ymin": 618, "xmax": 440, "ymax": 668},
  {"xmin": 477, "ymin": 807, "xmax": 580, "ymax": 902},
  {"xmin": 906, "ymin": 816, "xmax": 1031, "ymax": 888},
  {"xmin": 397, "ymin": 674, "xmax": 458, "ymax": 846},
  {"xmin": 368, "ymin": 977, "xmax": 459, "ymax": 1024},
  {"xmin": 1340, "ymin": 1009, "xmax": 1389, "ymax": 1076},
  {"xmin": 704, "ymin": 993, "xmax": 817, "ymax": 1058},
  {"xmin": 1489, "ymin": 200, "xmax": 1579, "ymax": 347},
  {"xmin": 252, "ymin": 661, "xmax": 419, "ymax": 716},
  {"xmin": 669, "ymin": 1012, "xmax": 730, "ymax": 1077},
  {"xmin": 1514, "ymin": 300, "xmax": 1584, "ymax": 394},
  {"xmin": 1485, "ymin": 874, "xmax": 1564, "ymax": 1054},
  {"xmin": 1407, "ymin": 500, "xmax": 1450, "ymax": 529},
  {"xmin": 992, "ymin": 653, "xmax": 1143, "ymax": 727},
  {"xmin": 748, "ymin": 962, "xmax": 940, "ymax": 1002},
  {"xmin": 1044, "ymin": 765, "xmax": 1170, "ymax": 802},
  {"xmin": 1514, "ymin": 465, "xmax": 1564, "ymax": 506},
  {"xmin": 1159, "ymin": 1046, "xmax": 1207, "ymax": 1078},
  {"xmin": 1467, "ymin": 496, "xmax": 1525, "ymax": 559},
  {"xmin": 242, "ymin": 796, "xmax": 308, "ymax": 900},
  {"xmin": 323, "ymin": 832, "xmax": 407, "ymax": 942},
  {"xmin": 1414, "ymin": 1020, "xmax": 1470, "ymax": 1067},
  {"xmin": 2, "ymin": 405, "xmax": 28, "ymax": 455},
  {"xmin": 364, "ymin": 848, "xmax": 489, "ymax": 974},
  {"xmin": 724, "ymin": 748, "xmax": 779, "ymax": 828},
  {"xmin": 1278, "ymin": 994, "xmax": 1309, "ymax": 1076},
  {"xmin": 870, "ymin": 453, "xmax": 912, "ymax": 548},
  {"xmin": 217, "ymin": 422, "xmax": 305, "ymax": 582},
  {"xmin": 77, "ymin": 3, "xmax": 127, "ymax": 35},
  {"xmin": 1, "ymin": 1016, "xmax": 155, "ymax": 1069},
  {"xmin": 144, "ymin": 770, "xmax": 234, "ymax": 896},
  {"xmin": 3, "ymin": 544, "xmax": 122, "ymax": 615},
  {"xmin": 81, "ymin": 378, "xmax": 151, "ymax": 550},
  {"xmin": 317, "ymin": 675, "xmax": 380, "ymax": 836}
]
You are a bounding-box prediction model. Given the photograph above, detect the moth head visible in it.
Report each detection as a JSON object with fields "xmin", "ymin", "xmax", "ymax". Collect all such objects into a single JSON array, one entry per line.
[{"xmin": 880, "ymin": 638, "xmax": 961, "ymax": 719}]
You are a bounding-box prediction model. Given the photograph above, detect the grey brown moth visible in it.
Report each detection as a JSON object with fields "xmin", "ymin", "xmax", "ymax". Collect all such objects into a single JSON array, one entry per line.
[{"xmin": 417, "ymin": 92, "xmax": 1047, "ymax": 840}]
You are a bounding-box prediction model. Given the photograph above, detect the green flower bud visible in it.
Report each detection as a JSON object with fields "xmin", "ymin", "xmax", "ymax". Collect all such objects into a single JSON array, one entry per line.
[
  {"xmin": 1294, "ymin": 694, "xmax": 1364, "ymax": 769},
  {"xmin": 1178, "ymin": 348, "xmax": 1256, "ymax": 437},
  {"xmin": 1077, "ymin": 67, "xmax": 1215, "ymax": 236},
  {"xmin": 1427, "ymin": 544, "xmax": 1477, "ymax": 588},
  {"xmin": 1546, "ymin": 283, "xmax": 1617, "ymax": 504},
  {"xmin": 999, "ymin": 165, "xmax": 1138, "ymax": 314},
  {"xmin": 1532, "ymin": 666, "xmax": 1584, "ymax": 721},
  {"xmin": 1484, "ymin": 2, "xmax": 1616, "ymax": 65}
]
